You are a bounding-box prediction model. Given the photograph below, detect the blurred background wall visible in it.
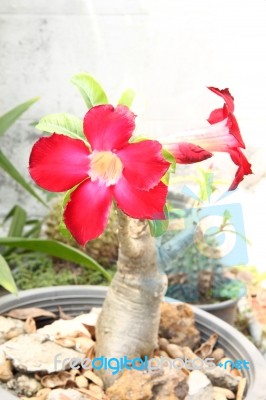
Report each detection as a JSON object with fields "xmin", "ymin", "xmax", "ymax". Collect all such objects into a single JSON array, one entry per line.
[{"xmin": 0, "ymin": 0, "xmax": 265, "ymax": 268}]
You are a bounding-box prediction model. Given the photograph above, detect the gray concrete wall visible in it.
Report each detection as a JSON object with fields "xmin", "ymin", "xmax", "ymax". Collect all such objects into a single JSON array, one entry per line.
[{"xmin": 0, "ymin": 0, "xmax": 266, "ymax": 268}]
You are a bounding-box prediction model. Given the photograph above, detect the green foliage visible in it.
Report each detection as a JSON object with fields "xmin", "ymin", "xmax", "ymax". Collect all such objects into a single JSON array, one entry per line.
[
  {"xmin": 7, "ymin": 253, "xmax": 115, "ymax": 290},
  {"xmin": 0, "ymin": 254, "xmax": 17, "ymax": 294},
  {"xmin": 118, "ymin": 89, "xmax": 135, "ymax": 108},
  {"xmin": 197, "ymin": 168, "xmax": 215, "ymax": 202},
  {"xmin": 58, "ymin": 187, "xmax": 79, "ymax": 239},
  {"xmin": 36, "ymin": 113, "xmax": 85, "ymax": 141},
  {"xmin": 0, "ymin": 97, "xmax": 39, "ymax": 138},
  {"xmin": 0, "ymin": 198, "xmax": 113, "ymax": 292},
  {"xmin": 5, "ymin": 205, "xmax": 27, "ymax": 238},
  {"xmin": 159, "ymin": 188, "xmax": 247, "ymax": 303},
  {"xmin": 0, "ymin": 98, "xmax": 47, "ymax": 206},
  {"xmin": 148, "ymin": 205, "xmax": 169, "ymax": 237},
  {"xmin": 214, "ymin": 279, "xmax": 246, "ymax": 300},
  {"xmin": 0, "ymin": 237, "xmax": 112, "ymax": 282},
  {"xmin": 71, "ymin": 73, "xmax": 108, "ymax": 109},
  {"xmin": 162, "ymin": 149, "xmax": 176, "ymax": 174},
  {"xmin": 0, "ymin": 150, "xmax": 46, "ymax": 207},
  {"xmin": 231, "ymin": 264, "xmax": 266, "ymax": 286}
]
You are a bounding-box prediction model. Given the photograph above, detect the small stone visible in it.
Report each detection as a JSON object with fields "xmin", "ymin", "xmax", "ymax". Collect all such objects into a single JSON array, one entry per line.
[
  {"xmin": 166, "ymin": 343, "xmax": 184, "ymax": 359},
  {"xmin": 213, "ymin": 386, "xmax": 235, "ymax": 399},
  {"xmin": 158, "ymin": 337, "xmax": 169, "ymax": 351},
  {"xmin": 38, "ymin": 309, "xmax": 101, "ymax": 341},
  {"xmin": 36, "ymin": 387, "xmax": 52, "ymax": 399},
  {"xmin": 89, "ymin": 383, "xmax": 104, "ymax": 394},
  {"xmin": 185, "ymin": 370, "xmax": 213, "ymax": 400},
  {"xmin": 54, "ymin": 337, "xmax": 76, "ymax": 348},
  {"xmin": 159, "ymin": 350, "xmax": 169, "ymax": 357},
  {"xmin": 236, "ymin": 378, "xmax": 246, "ymax": 400},
  {"xmin": 82, "ymin": 370, "xmax": 104, "ymax": 388},
  {"xmin": 213, "ymin": 394, "xmax": 228, "ymax": 400},
  {"xmin": 24, "ymin": 317, "xmax": 37, "ymax": 334},
  {"xmin": 1, "ymin": 333, "xmax": 86, "ymax": 373},
  {"xmin": 159, "ymin": 303, "xmax": 200, "ymax": 349},
  {"xmin": 78, "ymin": 388, "xmax": 104, "ymax": 399},
  {"xmin": 76, "ymin": 375, "xmax": 88, "ymax": 388},
  {"xmin": 211, "ymin": 348, "xmax": 225, "ymax": 363},
  {"xmin": 41, "ymin": 371, "xmax": 72, "ymax": 388},
  {"xmin": 182, "ymin": 347, "xmax": 198, "ymax": 360},
  {"xmin": 74, "ymin": 336, "xmax": 95, "ymax": 353},
  {"xmin": 106, "ymin": 369, "xmax": 152, "ymax": 400},
  {"xmin": 7, "ymin": 374, "xmax": 41, "ymax": 396},
  {"xmin": 47, "ymin": 388, "xmax": 87, "ymax": 400},
  {"xmin": 37, "ymin": 320, "xmax": 90, "ymax": 340},
  {"xmin": 0, "ymin": 359, "xmax": 13, "ymax": 382},
  {"xmin": 205, "ymin": 367, "xmax": 241, "ymax": 391},
  {"xmin": 107, "ymin": 367, "xmax": 188, "ymax": 400},
  {"xmin": 0, "ymin": 316, "xmax": 24, "ymax": 344}
]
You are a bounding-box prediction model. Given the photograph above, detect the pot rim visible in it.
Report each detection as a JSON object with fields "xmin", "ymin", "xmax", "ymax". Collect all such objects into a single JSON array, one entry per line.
[{"xmin": 196, "ymin": 297, "xmax": 238, "ymax": 310}]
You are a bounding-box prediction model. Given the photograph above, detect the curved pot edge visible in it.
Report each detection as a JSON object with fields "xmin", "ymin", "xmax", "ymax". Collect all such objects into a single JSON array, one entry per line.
[{"xmin": 197, "ymin": 297, "xmax": 238, "ymax": 311}]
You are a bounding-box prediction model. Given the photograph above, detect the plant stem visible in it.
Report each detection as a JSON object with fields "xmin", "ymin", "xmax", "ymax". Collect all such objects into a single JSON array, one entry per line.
[{"xmin": 95, "ymin": 210, "xmax": 167, "ymax": 388}]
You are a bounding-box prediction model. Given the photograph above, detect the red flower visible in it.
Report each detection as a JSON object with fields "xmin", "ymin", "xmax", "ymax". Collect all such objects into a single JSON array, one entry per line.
[
  {"xmin": 162, "ymin": 87, "xmax": 252, "ymax": 190},
  {"xmin": 29, "ymin": 105, "xmax": 170, "ymax": 245}
]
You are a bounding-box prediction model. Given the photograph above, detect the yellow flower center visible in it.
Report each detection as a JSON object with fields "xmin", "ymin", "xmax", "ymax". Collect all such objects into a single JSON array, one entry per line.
[{"xmin": 89, "ymin": 151, "xmax": 123, "ymax": 186}]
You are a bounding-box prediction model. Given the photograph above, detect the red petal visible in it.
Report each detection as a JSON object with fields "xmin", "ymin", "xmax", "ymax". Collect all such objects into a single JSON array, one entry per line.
[
  {"xmin": 227, "ymin": 113, "xmax": 245, "ymax": 148},
  {"xmin": 208, "ymin": 87, "xmax": 235, "ymax": 113},
  {"xmin": 166, "ymin": 142, "xmax": 213, "ymax": 164},
  {"xmin": 117, "ymin": 140, "xmax": 170, "ymax": 190},
  {"xmin": 83, "ymin": 104, "xmax": 135, "ymax": 151},
  {"xmin": 229, "ymin": 149, "xmax": 253, "ymax": 190},
  {"xmin": 114, "ymin": 177, "xmax": 168, "ymax": 220},
  {"xmin": 207, "ymin": 107, "xmax": 226, "ymax": 124},
  {"xmin": 29, "ymin": 134, "xmax": 90, "ymax": 192},
  {"xmin": 64, "ymin": 180, "xmax": 113, "ymax": 245}
]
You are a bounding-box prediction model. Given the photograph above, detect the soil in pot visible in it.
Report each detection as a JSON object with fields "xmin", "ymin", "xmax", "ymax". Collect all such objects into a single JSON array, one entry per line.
[{"xmin": 0, "ymin": 299, "xmax": 248, "ymax": 400}]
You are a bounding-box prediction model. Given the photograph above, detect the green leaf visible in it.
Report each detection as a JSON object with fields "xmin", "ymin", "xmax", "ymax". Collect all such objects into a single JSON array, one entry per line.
[
  {"xmin": 198, "ymin": 169, "xmax": 215, "ymax": 202},
  {"xmin": 62, "ymin": 185, "xmax": 78, "ymax": 208},
  {"xmin": 0, "ymin": 255, "xmax": 17, "ymax": 294},
  {"xmin": 7, "ymin": 205, "xmax": 27, "ymax": 237},
  {"xmin": 0, "ymin": 150, "xmax": 47, "ymax": 207},
  {"xmin": 162, "ymin": 148, "xmax": 176, "ymax": 174},
  {"xmin": 118, "ymin": 89, "xmax": 135, "ymax": 108},
  {"xmin": 36, "ymin": 113, "xmax": 85, "ymax": 141},
  {"xmin": 59, "ymin": 187, "xmax": 79, "ymax": 239},
  {"xmin": 0, "ymin": 238, "xmax": 112, "ymax": 282},
  {"xmin": 223, "ymin": 209, "xmax": 232, "ymax": 224},
  {"xmin": 161, "ymin": 171, "xmax": 170, "ymax": 186},
  {"xmin": 71, "ymin": 73, "xmax": 108, "ymax": 109},
  {"xmin": 23, "ymin": 220, "xmax": 42, "ymax": 238},
  {"xmin": 130, "ymin": 136, "xmax": 148, "ymax": 143},
  {"xmin": 0, "ymin": 97, "xmax": 39, "ymax": 138},
  {"xmin": 170, "ymin": 208, "xmax": 187, "ymax": 218},
  {"xmin": 59, "ymin": 221, "xmax": 73, "ymax": 239},
  {"xmin": 148, "ymin": 205, "xmax": 169, "ymax": 237}
]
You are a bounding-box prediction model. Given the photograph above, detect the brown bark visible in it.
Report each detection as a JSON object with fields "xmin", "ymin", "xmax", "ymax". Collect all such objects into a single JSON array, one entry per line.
[{"xmin": 95, "ymin": 210, "xmax": 167, "ymax": 388}]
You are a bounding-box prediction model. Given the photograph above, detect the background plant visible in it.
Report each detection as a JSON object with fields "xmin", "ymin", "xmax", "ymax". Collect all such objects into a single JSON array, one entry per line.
[{"xmin": 157, "ymin": 169, "xmax": 247, "ymax": 303}]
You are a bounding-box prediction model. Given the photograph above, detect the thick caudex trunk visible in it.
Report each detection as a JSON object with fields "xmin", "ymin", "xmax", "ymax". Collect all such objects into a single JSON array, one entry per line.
[{"xmin": 95, "ymin": 211, "xmax": 167, "ymax": 388}]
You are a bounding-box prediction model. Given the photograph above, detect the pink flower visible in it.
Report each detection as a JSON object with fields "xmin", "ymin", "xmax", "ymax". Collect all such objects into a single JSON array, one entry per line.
[
  {"xmin": 162, "ymin": 87, "xmax": 252, "ymax": 190},
  {"xmin": 29, "ymin": 105, "xmax": 170, "ymax": 245}
]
